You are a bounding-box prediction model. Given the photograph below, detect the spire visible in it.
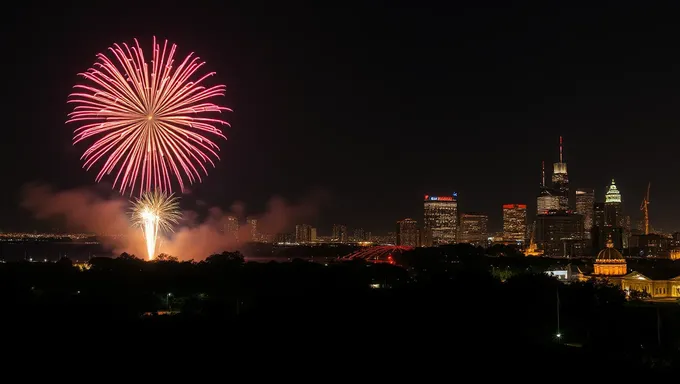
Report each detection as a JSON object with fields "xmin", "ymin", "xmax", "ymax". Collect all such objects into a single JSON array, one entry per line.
[
  {"xmin": 559, "ymin": 136, "xmax": 563, "ymax": 163},
  {"xmin": 541, "ymin": 161, "xmax": 545, "ymax": 187}
]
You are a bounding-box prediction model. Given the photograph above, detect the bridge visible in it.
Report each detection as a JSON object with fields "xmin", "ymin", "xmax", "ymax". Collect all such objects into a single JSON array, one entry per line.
[{"xmin": 339, "ymin": 245, "xmax": 414, "ymax": 264}]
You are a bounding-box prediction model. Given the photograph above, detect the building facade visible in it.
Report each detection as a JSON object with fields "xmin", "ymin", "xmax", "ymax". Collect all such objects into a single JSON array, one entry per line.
[
  {"xmin": 332, "ymin": 224, "xmax": 348, "ymax": 243},
  {"xmin": 535, "ymin": 210, "xmax": 584, "ymax": 257},
  {"xmin": 502, "ymin": 204, "xmax": 527, "ymax": 244},
  {"xmin": 458, "ymin": 212, "xmax": 488, "ymax": 247},
  {"xmin": 551, "ymin": 137, "xmax": 570, "ymax": 210},
  {"xmin": 423, "ymin": 194, "xmax": 458, "ymax": 245},
  {"xmin": 246, "ymin": 217, "xmax": 258, "ymax": 241},
  {"xmin": 575, "ymin": 188, "xmax": 594, "ymax": 239},
  {"xmin": 604, "ymin": 179, "xmax": 627, "ymax": 248},
  {"xmin": 396, "ymin": 218, "xmax": 419, "ymax": 247},
  {"xmin": 537, "ymin": 161, "xmax": 560, "ymax": 213},
  {"xmin": 225, "ymin": 216, "xmax": 239, "ymax": 242},
  {"xmin": 295, "ymin": 224, "xmax": 312, "ymax": 243}
]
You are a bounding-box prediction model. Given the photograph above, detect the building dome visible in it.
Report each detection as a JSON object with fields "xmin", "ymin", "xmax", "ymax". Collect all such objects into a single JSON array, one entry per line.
[{"xmin": 596, "ymin": 238, "xmax": 624, "ymax": 261}]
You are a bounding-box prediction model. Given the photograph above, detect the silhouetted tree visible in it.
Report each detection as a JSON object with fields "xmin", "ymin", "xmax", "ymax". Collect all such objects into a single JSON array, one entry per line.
[{"xmin": 155, "ymin": 253, "xmax": 178, "ymax": 262}]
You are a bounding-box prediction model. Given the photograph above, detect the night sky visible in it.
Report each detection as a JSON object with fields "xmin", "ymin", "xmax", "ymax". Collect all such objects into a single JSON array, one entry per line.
[{"xmin": 3, "ymin": 3, "xmax": 680, "ymax": 234}]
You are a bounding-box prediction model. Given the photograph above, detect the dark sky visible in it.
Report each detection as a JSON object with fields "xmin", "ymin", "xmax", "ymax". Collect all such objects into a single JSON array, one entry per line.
[{"xmin": 3, "ymin": 2, "xmax": 680, "ymax": 234}]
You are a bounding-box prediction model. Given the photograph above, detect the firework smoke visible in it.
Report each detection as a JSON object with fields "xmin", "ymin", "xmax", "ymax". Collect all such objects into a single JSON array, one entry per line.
[{"xmin": 21, "ymin": 183, "xmax": 328, "ymax": 260}]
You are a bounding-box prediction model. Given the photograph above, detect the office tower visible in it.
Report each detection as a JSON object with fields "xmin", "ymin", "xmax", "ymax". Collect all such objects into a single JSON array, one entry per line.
[
  {"xmin": 551, "ymin": 136, "xmax": 570, "ymax": 210},
  {"xmin": 295, "ymin": 224, "xmax": 312, "ymax": 243},
  {"xmin": 310, "ymin": 227, "xmax": 317, "ymax": 242},
  {"xmin": 420, "ymin": 227, "xmax": 433, "ymax": 247},
  {"xmin": 396, "ymin": 218, "xmax": 419, "ymax": 247},
  {"xmin": 225, "ymin": 216, "xmax": 239, "ymax": 242},
  {"xmin": 246, "ymin": 217, "xmax": 258, "ymax": 241},
  {"xmin": 353, "ymin": 228, "xmax": 366, "ymax": 242},
  {"xmin": 535, "ymin": 210, "xmax": 585, "ymax": 257},
  {"xmin": 459, "ymin": 212, "xmax": 488, "ymax": 247},
  {"xmin": 502, "ymin": 204, "xmax": 527, "ymax": 244},
  {"xmin": 537, "ymin": 161, "xmax": 559, "ymax": 213},
  {"xmin": 332, "ymin": 224, "xmax": 347, "ymax": 243},
  {"xmin": 604, "ymin": 179, "xmax": 623, "ymax": 227},
  {"xmin": 603, "ymin": 179, "xmax": 627, "ymax": 248},
  {"xmin": 575, "ymin": 188, "xmax": 595, "ymax": 239},
  {"xmin": 423, "ymin": 194, "xmax": 458, "ymax": 245}
]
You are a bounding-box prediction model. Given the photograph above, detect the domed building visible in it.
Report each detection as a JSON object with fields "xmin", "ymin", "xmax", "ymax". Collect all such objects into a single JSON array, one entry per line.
[
  {"xmin": 593, "ymin": 237, "xmax": 626, "ymax": 276},
  {"xmin": 578, "ymin": 236, "xmax": 680, "ymax": 300}
]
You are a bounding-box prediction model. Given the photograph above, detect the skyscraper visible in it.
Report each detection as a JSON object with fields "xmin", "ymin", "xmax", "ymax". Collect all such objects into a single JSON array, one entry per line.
[
  {"xmin": 575, "ymin": 188, "xmax": 595, "ymax": 239},
  {"xmin": 537, "ymin": 161, "xmax": 560, "ymax": 213},
  {"xmin": 396, "ymin": 218, "xmax": 419, "ymax": 247},
  {"xmin": 352, "ymin": 228, "xmax": 366, "ymax": 242},
  {"xmin": 225, "ymin": 216, "xmax": 239, "ymax": 242},
  {"xmin": 423, "ymin": 194, "xmax": 458, "ymax": 245},
  {"xmin": 604, "ymin": 179, "xmax": 623, "ymax": 227},
  {"xmin": 535, "ymin": 210, "xmax": 585, "ymax": 257},
  {"xmin": 604, "ymin": 179, "xmax": 627, "ymax": 248},
  {"xmin": 295, "ymin": 224, "xmax": 312, "ymax": 243},
  {"xmin": 459, "ymin": 213, "xmax": 488, "ymax": 247},
  {"xmin": 332, "ymin": 224, "xmax": 347, "ymax": 243},
  {"xmin": 502, "ymin": 204, "xmax": 527, "ymax": 244},
  {"xmin": 551, "ymin": 136, "xmax": 569, "ymax": 210},
  {"xmin": 246, "ymin": 217, "xmax": 258, "ymax": 241}
]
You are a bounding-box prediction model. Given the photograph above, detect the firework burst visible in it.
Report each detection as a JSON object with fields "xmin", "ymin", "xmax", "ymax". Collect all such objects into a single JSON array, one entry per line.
[
  {"xmin": 131, "ymin": 191, "xmax": 181, "ymax": 260},
  {"xmin": 67, "ymin": 37, "xmax": 230, "ymax": 196}
]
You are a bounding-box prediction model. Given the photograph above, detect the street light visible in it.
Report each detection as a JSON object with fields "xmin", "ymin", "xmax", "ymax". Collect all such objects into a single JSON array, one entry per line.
[{"xmin": 167, "ymin": 292, "xmax": 173, "ymax": 310}]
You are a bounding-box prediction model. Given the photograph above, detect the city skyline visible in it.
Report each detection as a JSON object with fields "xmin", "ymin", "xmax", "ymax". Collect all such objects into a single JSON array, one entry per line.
[{"xmin": 2, "ymin": 4, "xmax": 680, "ymax": 234}]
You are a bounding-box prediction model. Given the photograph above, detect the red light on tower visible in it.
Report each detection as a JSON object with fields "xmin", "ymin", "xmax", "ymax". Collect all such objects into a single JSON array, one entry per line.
[{"xmin": 503, "ymin": 204, "xmax": 526, "ymax": 209}]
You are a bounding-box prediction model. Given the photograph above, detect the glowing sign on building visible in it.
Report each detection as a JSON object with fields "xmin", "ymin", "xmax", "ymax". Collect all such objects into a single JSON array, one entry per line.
[
  {"xmin": 424, "ymin": 194, "xmax": 457, "ymax": 202},
  {"xmin": 503, "ymin": 204, "xmax": 527, "ymax": 209}
]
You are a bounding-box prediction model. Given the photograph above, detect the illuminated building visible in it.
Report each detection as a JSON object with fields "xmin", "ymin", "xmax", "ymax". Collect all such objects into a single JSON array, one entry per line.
[
  {"xmin": 535, "ymin": 210, "xmax": 584, "ymax": 257},
  {"xmin": 570, "ymin": 239, "xmax": 680, "ymax": 299},
  {"xmin": 396, "ymin": 218, "xmax": 419, "ymax": 247},
  {"xmin": 247, "ymin": 217, "xmax": 258, "ymax": 241},
  {"xmin": 332, "ymin": 224, "xmax": 347, "ymax": 243},
  {"xmin": 537, "ymin": 161, "xmax": 560, "ymax": 213},
  {"xmin": 629, "ymin": 234, "xmax": 671, "ymax": 257},
  {"xmin": 420, "ymin": 227, "xmax": 433, "ymax": 247},
  {"xmin": 551, "ymin": 136, "xmax": 570, "ymax": 210},
  {"xmin": 423, "ymin": 194, "xmax": 458, "ymax": 245},
  {"xmin": 575, "ymin": 188, "xmax": 594, "ymax": 239},
  {"xmin": 604, "ymin": 179, "xmax": 627, "ymax": 248},
  {"xmin": 353, "ymin": 228, "xmax": 366, "ymax": 242},
  {"xmin": 604, "ymin": 179, "xmax": 623, "ymax": 225},
  {"xmin": 459, "ymin": 212, "xmax": 488, "ymax": 247},
  {"xmin": 225, "ymin": 216, "xmax": 239, "ymax": 242},
  {"xmin": 502, "ymin": 204, "xmax": 527, "ymax": 244},
  {"xmin": 295, "ymin": 224, "xmax": 312, "ymax": 243},
  {"xmin": 594, "ymin": 202, "xmax": 605, "ymax": 228},
  {"xmin": 671, "ymin": 249, "xmax": 680, "ymax": 260},
  {"xmin": 310, "ymin": 227, "xmax": 317, "ymax": 242},
  {"xmin": 593, "ymin": 237, "xmax": 627, "ymax": 275}
]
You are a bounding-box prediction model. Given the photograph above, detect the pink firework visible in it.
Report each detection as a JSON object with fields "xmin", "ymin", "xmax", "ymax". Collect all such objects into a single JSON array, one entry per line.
[{"xmin": 67, "ymin": 37, "xmax": 230, "ymax": 195}]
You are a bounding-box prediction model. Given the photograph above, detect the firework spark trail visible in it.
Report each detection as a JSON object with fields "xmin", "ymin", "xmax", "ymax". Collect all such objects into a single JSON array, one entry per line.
[
  {"xmin": 67, "ymin": 37, "xmax": 231, "ymax": 196},
  {"xmin": 131, "ymin": 191, "xmax": 181, "ymax": 260}
]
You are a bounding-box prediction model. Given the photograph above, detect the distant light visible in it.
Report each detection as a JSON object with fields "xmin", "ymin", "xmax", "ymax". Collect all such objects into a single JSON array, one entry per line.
[{"xmin": 556, "ymin": 333, "xmax": 562, "ymax": 338}]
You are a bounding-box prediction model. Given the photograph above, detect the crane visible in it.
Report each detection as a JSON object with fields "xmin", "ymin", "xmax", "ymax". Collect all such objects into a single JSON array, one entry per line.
[{"xmin": 640, "ymin": 182, "xmax": 651, "ymax": 235}]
